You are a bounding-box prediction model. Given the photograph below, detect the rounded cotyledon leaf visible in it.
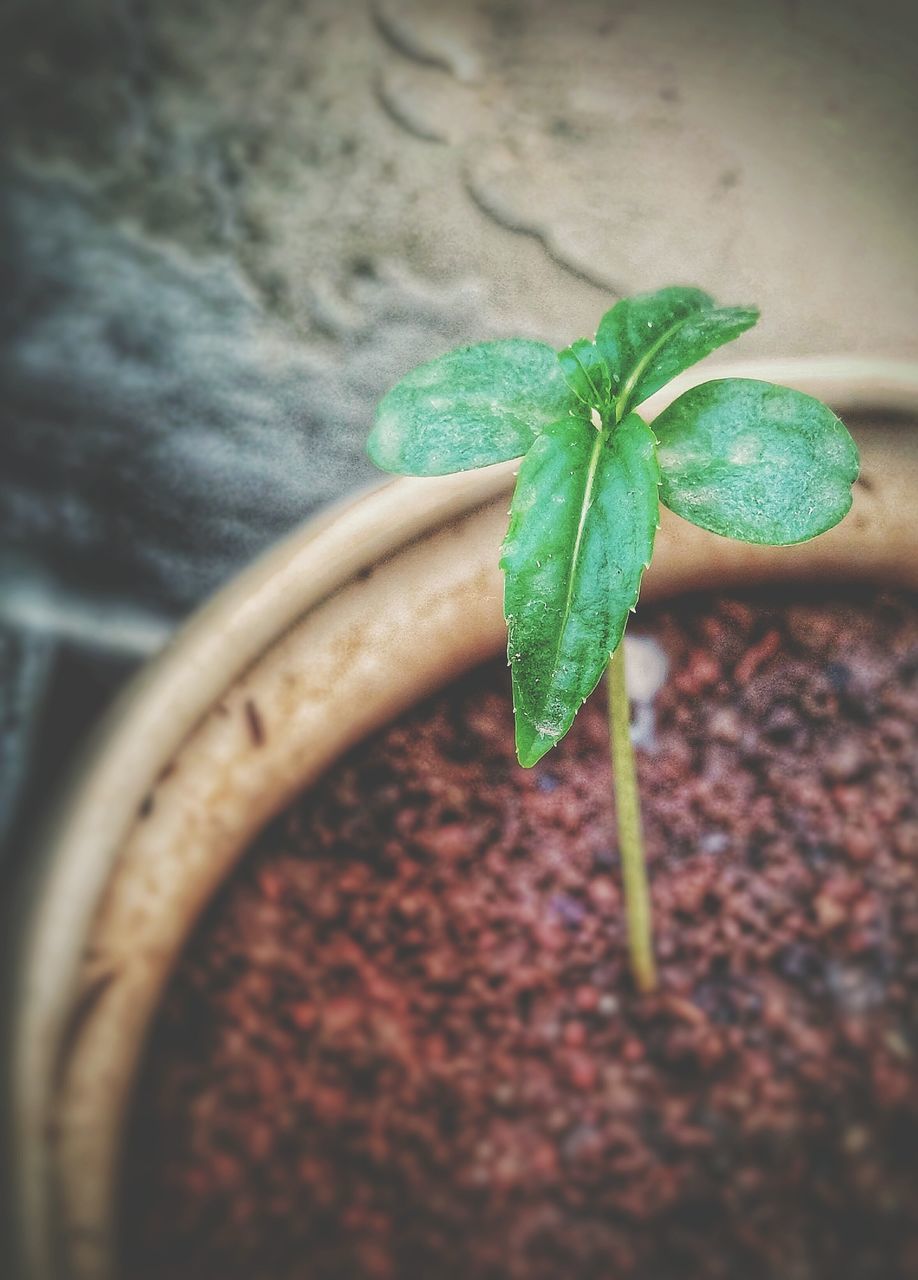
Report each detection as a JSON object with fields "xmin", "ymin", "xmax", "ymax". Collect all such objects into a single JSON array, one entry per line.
[
  {"xmin": 595, "ymin": 286, "xmax": 759, "ymax": 418},
  {"xmin": 367, "ymin": 339, "xmax": 583, "ymax": 476},
  {"xmin": 501, "ymin": 412, "xmax": 661, "ymax": 767},
  {"xmin": 654, "ymin": 378, "xmax": 860, "ymax": 545}
]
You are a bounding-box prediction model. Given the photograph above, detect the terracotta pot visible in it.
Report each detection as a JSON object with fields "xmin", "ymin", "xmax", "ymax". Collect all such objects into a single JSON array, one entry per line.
[{"xmin": 9, "ymin": 355, "xmax": 918, "ymax": 1279}]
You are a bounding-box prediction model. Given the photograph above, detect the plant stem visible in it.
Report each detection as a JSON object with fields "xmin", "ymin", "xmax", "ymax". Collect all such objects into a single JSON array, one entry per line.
[{"xmin": 607, "ymin": 642, "xmax": 657, "ymax": 994}]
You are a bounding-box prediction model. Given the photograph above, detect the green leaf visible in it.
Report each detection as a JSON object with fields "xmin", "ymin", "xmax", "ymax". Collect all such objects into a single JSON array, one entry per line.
[
  {"xmin": 557, "ymin": 338, "xmax": 612, "ymax": 410},
  {"xmin": 595, "ymin": 286, "xmax": 759, "ymax": 417},
  {"xmin": 367, "ymin": 339, "xmax": 580, "ymax": 476},
  {"xmin": 654, "ymin": 378, "xmax": 860, "ymax": 545},
  {"xmin": 501, "ymin": 412, "xmax": 660, "ymax": 766}
]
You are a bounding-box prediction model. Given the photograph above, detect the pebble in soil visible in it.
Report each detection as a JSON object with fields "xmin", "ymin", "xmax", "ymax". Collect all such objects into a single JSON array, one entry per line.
[{"xmin": 120, "ymin": 589, "xmax": 918, "ymax": 1280}]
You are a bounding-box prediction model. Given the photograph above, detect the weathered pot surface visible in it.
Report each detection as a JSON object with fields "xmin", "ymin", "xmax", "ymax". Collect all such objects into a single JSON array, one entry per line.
[{"xmin": 10, "ymin": 355, "xmax": 918, "ymax": 1279}]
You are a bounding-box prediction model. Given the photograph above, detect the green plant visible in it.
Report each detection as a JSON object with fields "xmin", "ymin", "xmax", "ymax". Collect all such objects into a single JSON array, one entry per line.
[{"xmin": 367, "ymin": 286, "xmax": 859, "ymax": 992}]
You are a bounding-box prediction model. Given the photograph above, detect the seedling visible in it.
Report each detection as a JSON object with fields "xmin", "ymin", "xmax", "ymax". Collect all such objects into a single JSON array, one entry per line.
[{"xmin": 367, "ymin": 286, "xmax": 859, "ymax": 992}]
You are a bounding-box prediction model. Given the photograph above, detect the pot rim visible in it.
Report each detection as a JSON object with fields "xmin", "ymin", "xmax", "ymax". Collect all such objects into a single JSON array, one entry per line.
[{"xmin": 9, "ymin": 353, "xmax": 918, "ymax": 1279}]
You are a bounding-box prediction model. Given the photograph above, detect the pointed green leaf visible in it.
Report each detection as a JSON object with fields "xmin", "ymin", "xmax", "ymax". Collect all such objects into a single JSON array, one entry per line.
[
  {"xmin": 595, "ymin": 286, "xmax": 758, "ymax": 417},
  {"xmin": 367, "ymin": 339, "xmax": 580, "ymax": 476},
  {"xmin": 557, "ymin": 338, "xmax": 612, "ymax": 410},
  {"xmin": 654, "ymin": 378, "xmax": 859, "ymax": 545},
  {"xmin": 501, "ymin": 413, "xmax": 660, "ymax": 766}
]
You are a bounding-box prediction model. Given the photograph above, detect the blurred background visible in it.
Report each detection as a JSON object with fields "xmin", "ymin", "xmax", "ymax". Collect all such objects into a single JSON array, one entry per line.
[{"xmin": 1, "ymin": 0, "xmax": 917, "ymax": 875}]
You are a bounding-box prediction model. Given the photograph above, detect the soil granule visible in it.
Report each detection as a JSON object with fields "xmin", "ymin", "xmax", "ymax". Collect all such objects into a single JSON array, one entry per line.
[{"xmin": 121, "ymin": 589, "xmax": 918, "ymax": 1280}]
